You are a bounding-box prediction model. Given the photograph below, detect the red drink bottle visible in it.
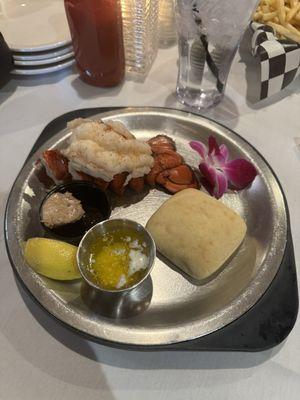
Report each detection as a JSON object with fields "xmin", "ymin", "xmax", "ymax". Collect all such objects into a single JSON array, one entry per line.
[{"xmin": 64, "ymin": 0, "xmax": 125, "ymax": 87}]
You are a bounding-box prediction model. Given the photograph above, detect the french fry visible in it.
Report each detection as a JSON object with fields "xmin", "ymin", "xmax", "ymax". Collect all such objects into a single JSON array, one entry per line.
[
  {"xmin": 277, "ymin": 0, "xmax": 286, "ymax": 25},
  {"xmin": 263, "ymin": 11, "xmax": 278, "ymax": 21},
  {"xmin": 286, "ymin": 21, "xmax": 300, "ymax": 34},
  {"xmin": 290, "ymin": 17, "xmax": 300, "ymax": 25},
  {"xmin": 253, "ymin": 11, "xmax": 264, "ymax": 20},
  {"xmin": 254, "ymin": 0, "xmax": 300, "ymax": 43},
  {"xmin": 262, "ymin": 5, "xmax": 271, "ymax": 12},
  {"xmin": 268, "ymin": 21, "xmax": 300, "ymax": 42},
  {"xmin": 286, "ymin": 3, "xmax": 300, "ymax": 21}
]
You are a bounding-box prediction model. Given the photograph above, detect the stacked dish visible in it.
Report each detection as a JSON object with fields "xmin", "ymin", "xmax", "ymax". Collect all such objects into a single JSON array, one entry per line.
[{"xmin": 0, "ymin": 0, "xmax": 75, "ymax": 75}]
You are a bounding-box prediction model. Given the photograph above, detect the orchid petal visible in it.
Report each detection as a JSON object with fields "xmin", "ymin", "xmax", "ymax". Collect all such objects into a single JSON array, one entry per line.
[
  {"xmin": 208, "ymin": 136, "xmax": 220, "ymax": 156},
  {"xmin": 223, "ymin": 159, "xmax": 257, "ymax": 189},
  {"xmin": 211, "ymin": 143, "xmax": 229, "ymax": 166},
  {"xmin": 190, "ymin": 134, "xmax": 257, "ymax": 198},
  {"xmin": 200, "ymin": 177, "xmax": 215, "ymax": 197},
  {"xmin": 199, "ymin": 162, "xmax": 216, "ymax": 187},
  {"xmin": 199, "ymin": 162, "xmax": 228, "ymax": 199},
  {"xmin": 219, "ymin": 144, "xmax": 229, "ymax": 163},
  {"xmin": 189, "ymin": 141, "xmax": 208, "ymax": 160},
  {"xmin": 214, "ymin": 170, "xmax": 228, "ymax": 198}
]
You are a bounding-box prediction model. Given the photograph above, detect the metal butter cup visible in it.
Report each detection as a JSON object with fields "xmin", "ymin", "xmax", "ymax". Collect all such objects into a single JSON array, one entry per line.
[{"xmin": 77, "ymin": 218, "xmax": 156, "ymax": 293}]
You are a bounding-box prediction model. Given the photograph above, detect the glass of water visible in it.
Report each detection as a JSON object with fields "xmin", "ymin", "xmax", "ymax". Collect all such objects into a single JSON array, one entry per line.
[{"xmin": 175, "ymin": 0, "xmax": 259, "ymax": 109}]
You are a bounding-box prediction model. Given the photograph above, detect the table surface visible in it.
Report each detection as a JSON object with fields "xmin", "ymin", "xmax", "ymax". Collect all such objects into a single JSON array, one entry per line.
[{"xmin": 1, "ymin": 35, "xmax": 300, "ymax": 400}]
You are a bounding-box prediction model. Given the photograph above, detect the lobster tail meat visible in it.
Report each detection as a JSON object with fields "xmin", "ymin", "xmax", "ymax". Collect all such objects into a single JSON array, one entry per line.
[
  {"xmin": 156, "ymin": 165, "xmax": 199, "ymax": 193},
  {"xmin": 42, "ymin": 150, "xmax": 70, "ymax": 182},
  {"xmin": 147, "ymin": 135, "xmax": 200, "ymax": 194},
  {"xmin": 73, "ymin": 170, "xmax": 94, "ymax": 182},
  {"xmin": 165, "ymin": 165, "xmax": 194, "ymax": 185},
  {"xmin": 109, "ymin": 172, "xmax": 128, "ymax": 196},
  {"xmin": 128, "ymin": 177, "xmax": 145, "ymax": 193},
  {"xmin": 41, "ymin": 120, "xmax": 200, "ymax": 198},
  {"xmin": 146, "ymin": 160, "xmax": 163, "ymax": 186},
  {"xmin": 147, "ymin": 135, "xmax": 176, "ymax": 150},
  {"xmin": 94, "ymin": 177, "xmax": 110, "ymax": 191}
]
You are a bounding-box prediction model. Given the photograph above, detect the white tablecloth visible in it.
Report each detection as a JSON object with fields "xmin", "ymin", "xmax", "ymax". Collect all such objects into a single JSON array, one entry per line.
[{"xmin": 1, "ymin": 41, "xmax": 299, "ymax": 400}]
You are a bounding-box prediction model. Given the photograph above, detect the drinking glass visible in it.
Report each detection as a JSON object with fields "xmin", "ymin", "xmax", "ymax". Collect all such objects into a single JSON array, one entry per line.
[{"xmin": 175, "ymin": 0, "xmax": 259, "ymax": 109}]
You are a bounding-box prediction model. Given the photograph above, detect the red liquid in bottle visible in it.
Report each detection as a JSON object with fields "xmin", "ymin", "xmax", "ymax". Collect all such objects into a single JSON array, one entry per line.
[{"xmin": 64, "ymin": 0, "xmax": 125, "ymax": 87}]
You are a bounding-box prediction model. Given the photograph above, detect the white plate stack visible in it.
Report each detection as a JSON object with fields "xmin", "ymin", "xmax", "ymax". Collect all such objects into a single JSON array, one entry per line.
[{"xmin": 0, "ymin": 0, "xmax": 75, "ymax": 75}]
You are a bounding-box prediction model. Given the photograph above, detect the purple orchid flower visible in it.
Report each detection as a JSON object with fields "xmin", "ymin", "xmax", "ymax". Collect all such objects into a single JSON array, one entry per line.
[{"xmin": 190, "ymin": 136, "xmax": 257, "ymax": 199}]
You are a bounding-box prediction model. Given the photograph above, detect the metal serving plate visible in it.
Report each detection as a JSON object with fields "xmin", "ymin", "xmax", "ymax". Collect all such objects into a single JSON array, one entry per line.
[{"xmin": 5, "ymin": 108, "xmax": 287, "ymax": 347}]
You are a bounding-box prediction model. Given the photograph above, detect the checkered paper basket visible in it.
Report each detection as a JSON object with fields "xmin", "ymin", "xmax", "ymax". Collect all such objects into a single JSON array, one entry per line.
[{"xmin": 251, "ymin": 22, "xmax": 300, "ymax": 99}]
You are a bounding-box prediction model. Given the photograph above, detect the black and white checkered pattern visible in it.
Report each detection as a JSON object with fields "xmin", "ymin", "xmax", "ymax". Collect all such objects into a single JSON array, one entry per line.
[{"xmin": 251, "ymin": 22, "xmax": 300, "ymax": 99}]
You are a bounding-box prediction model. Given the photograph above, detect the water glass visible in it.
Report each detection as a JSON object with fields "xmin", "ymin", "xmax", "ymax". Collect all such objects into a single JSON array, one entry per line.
[{"xmin": 175, "ymin": 0, "xmax": 259, "ymax": 109}]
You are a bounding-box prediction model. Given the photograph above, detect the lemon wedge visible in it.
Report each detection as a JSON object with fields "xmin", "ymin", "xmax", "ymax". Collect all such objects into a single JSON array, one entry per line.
[{"xmin": 24, "ymin": 238, "xmax": 81, "ymax": 281}]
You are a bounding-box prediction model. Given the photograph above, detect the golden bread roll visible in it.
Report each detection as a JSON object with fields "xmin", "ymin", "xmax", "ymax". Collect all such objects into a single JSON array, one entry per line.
[{"xmin": 146, "ymin": 189, "xmax": 246, "ymax": 281}]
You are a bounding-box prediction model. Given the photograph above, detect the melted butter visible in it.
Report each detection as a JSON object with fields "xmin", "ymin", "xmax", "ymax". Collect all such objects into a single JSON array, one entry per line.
[{"xmin": 87, "ymin": 228, "xmax": 148, "ymax": 290}]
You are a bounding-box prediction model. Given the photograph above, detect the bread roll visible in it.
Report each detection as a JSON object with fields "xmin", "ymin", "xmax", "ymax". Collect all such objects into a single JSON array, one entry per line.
[{"xmin": 146, "ymin": 189, "xmax": 246, "ymax": 281}]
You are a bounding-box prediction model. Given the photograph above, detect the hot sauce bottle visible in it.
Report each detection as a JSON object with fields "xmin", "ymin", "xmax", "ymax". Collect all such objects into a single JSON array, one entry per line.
[{"xmin": 64, "ymin": 0, "xmax": 125, "ymax": 87}]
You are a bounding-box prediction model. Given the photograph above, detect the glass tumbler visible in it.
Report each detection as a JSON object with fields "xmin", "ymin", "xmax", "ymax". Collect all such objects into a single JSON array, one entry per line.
[{"xmin": 175, "ymin": 0, "xmax": 259, "ymax": 109}]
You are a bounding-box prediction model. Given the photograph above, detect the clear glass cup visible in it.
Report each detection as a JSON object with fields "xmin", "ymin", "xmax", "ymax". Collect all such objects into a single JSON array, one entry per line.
[{"xmin": 175, "ymin": 0, "xmax": 259, "ymax": 109}]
